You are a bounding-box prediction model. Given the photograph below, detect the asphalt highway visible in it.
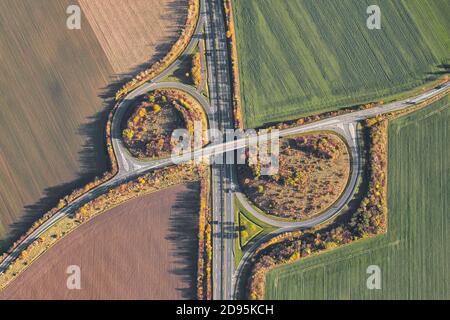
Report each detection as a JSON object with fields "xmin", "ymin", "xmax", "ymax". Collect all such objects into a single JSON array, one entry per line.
[
  {"xmin": 203, "ymin": 0, "xmax": 235, "ymax": 300},
  {"xmin": 0, "ymin": 0, "xmax": 448, "ymax": 301}
]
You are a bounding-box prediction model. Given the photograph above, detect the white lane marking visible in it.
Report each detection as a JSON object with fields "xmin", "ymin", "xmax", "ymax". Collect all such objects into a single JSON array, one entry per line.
[
  {"xmin": 348, "ymin": 122, "xmax": 356, "ymax": 141},
  {"xmin": 118, "ymin": 148, "xmax": 130, "ymax": 172}
]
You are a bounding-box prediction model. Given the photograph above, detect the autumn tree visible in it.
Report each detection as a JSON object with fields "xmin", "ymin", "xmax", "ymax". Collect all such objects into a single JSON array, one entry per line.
[{"xmin": 191, "ymin": 52, "xmax": 202, "ymax": 87}]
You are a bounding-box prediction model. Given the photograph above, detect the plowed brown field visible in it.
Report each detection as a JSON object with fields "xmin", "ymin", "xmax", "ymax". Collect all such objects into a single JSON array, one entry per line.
[
  {"xmin": 0, "ymin": 183, "xmax": 199, "ymax": 300},
  {"xmin": 0, "ymin": 0, "xmax": 188, "ymax": 251},
  {"xmin": 79, "ymin": 0, "xmax": 189, "ymax": 75}
]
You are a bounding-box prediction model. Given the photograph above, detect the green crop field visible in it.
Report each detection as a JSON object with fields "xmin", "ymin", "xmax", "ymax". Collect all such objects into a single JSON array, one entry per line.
[
  {"xmin": 232, "ymin": 0, "xmax": 450, "ymax": 128},
  {"xmin": 264, "ymin": 96, "xmax": 450, "ymax": 299}
]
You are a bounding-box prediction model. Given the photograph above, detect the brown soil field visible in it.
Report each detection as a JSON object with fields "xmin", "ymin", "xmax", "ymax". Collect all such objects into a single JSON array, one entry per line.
[
  {"xmin": 0, "ymin": 0, "xmax": 188, "ymax": 251},
  {"xmin": 238, "ymin": 133, "xmax": 350, "ymax": 220},
  {"xmin": 79, "ymin": 0, "xmax": 189, "ymax": 75},
  {"xmin": 0, "ymin": 0, "xmax": 113, "ymax": 249},
  {"xmin": 0, "ymin": 183, "xmax": 199, "ymax": 300}
]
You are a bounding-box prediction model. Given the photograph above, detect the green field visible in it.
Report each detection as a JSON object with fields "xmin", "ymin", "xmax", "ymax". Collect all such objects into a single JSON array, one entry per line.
[
  {"xmin": 232, "ymin": 0, "xmax": 450, "ymax": 128},
  {"xmin": 265, "ymin": 97, "xmax": 449, "ymax": 299}
]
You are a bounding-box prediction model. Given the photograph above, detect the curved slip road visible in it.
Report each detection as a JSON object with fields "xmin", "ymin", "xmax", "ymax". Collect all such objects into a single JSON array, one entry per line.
[
  {"xmin": 112, "ymin": 81, "xmax": 213, "ymax": 176},
  {"xmin": 0, "ymin": 0, "xmax": 449, "ymax": 300},
  {"xmin": 234, "ymin": 122, "xmax": 360, "ymax": 229}
]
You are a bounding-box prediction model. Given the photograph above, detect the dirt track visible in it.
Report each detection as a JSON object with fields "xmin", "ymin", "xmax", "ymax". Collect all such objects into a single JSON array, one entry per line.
[{"xmin": 0, "ymin": 183, "xmax": 199, "ymax": 300}]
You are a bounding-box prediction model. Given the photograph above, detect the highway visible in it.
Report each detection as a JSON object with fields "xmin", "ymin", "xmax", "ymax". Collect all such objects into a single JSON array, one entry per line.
[
  {"xmin": 203, "ymin": 0, "xmax": 225, "ymax": 301},
  {"xmin": 0, "ymin": 0, "xmax": 449, "ymax": 301},
  {"xmin": 203, "ymin": 0, "xmax": 235, "ymax": 300}
]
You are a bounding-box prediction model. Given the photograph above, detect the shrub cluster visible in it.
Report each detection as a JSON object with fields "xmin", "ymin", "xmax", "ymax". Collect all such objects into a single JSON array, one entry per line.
[
  {"xmin": 191, "ymin": 52, "xmax": 202, "ymax": 88},
  {"xmin": 239, "ymin": 134, "xmax": 349, "ymax": 220},
  {"xmin": 122, "ymin": 91, "xmax": 184, "ymax": 159},
  {"xmin": 122, "ymin": 89, "xmax": 208, "ymax": 159},
  {"xmin": 196, "ymin": 169, "xmax": 213, "ymax": 300},
  {"xmin": 223, "ymin": 0, "xmax": 243, "ymax": 129}
]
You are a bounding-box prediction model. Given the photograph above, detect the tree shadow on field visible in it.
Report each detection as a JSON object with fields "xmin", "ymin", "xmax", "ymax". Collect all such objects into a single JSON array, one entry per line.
[
  {"xmin": 96, "ymin": 0, "xmax": 193, "ymax": 113},
  {"xmin": 99, "ymin": 0, "xmax": 191, "ymax": 90},
  {"xmin": 166, "ymin": 0, "xmax": 190, "ymax": 30},
  {"xmin": 426, "ymin": 63, "xmax": 450, "ymax": 78},
  {"xmin": 167, "ymin": 182, "xmax": 200, "ymax": 300},
  {"xmin": 0, "ymin": 0, "xmax": 192, "ymax": 253}
]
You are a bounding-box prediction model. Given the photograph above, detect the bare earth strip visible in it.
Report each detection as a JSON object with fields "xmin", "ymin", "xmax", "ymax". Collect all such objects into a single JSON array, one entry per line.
[
  {"xmin": 79, "ymin": 0, "xmax": 189, "ymax": 75},
  {"xmin": 0, "ymin": 183, "xmax": 199, "ymax": 300}
]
